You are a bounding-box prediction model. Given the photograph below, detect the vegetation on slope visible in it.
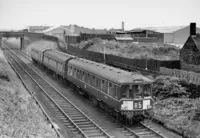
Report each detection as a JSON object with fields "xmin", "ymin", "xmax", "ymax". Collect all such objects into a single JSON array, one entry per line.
[
  {"xmin": 152, "ymin": 76, "xmax": 200, "ymax": 138},
  {"xmin": 0, "ymin": 46, "xmax": 58, "ymax": 137},
  {"xmin": 73, "ymin": 38, "xmax": 180, "ymax": 60}
]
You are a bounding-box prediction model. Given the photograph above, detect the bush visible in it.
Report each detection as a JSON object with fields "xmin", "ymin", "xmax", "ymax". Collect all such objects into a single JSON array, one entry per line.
[
  {"xmin": 153, "ymin": 76, "xmax": 188, "ymax": 99},
  {"xmin": 153, "ymin": 98, "xmax": 200, "ymax": 138}
]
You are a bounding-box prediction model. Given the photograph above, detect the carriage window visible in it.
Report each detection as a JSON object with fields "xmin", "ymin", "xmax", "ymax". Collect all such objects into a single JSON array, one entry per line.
[
  {"xmin": 70, "ymin": 66, "xmax": 73, "ymax": 75},
  {"xmin": 84, "ymin": 72, "xmax": 88, "ymax": 82},
  {"xmin": 92, "ymin": 76, "xmax": 96, "ymax": 87},
  {"xmin": 101, "ymin": 80, "xmax": 105, "ymax": 92},
  {"xmin": 77, "ymin": 70, "xmax": 79, "ymax": 79},
  {"xmin": 74, "ymin": 68, "xmax": 77, "ymax": 77},
  {"xmin": 133, "ymin": 85, "xmax": 140, "ymax": 98},
  {"xmin": 102, "ymin": 81, "xmax": 108, "ymax": 93},
  {"xmin": 44, "ymin": 56, "xmax": 48, "ymax": 63},
  {"xmin": 89, "ymin": 75, "xmax": 93, "ymax": 85},
  {"xmin": 108, "ymin": 83, "xmax": 113, "ymax": 96},
  {"xmin": 87, "ymin": 73, "xmax": 90, "ymax": 84},
  {"xmin": 58, "ymin": 62, "xmax": 62, "ymax": 71},
  {"xmin": 79, "ymin": 70, "xmax": 81, "ymax": 79},
  {"xmin": 115, "ymin": 86, "xmax": 119, "ymax": 99},
  {"xmin": 96, "ymin": 78, "xmax": 101, "ymax": 90},
  {"xmin": 121, "ymin": 85, "xmax": 129, "ymax": 98},
  {"xmin": 140, "ymin": 84, "xmax": 151, "ymax": 97},
  {"xmin": 81, "ymin": 71, "xmax": 85, "ymax": 81}
]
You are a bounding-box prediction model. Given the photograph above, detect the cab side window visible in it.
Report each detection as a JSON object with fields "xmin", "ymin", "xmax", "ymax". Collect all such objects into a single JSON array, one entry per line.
[{"xmin": 115, "ymin": 86, "xmax": 119, "ymax": 99}]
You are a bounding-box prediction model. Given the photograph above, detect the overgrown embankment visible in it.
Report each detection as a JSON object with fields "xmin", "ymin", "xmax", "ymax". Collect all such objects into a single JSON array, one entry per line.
[
  {"xmin": 0, "ymin": 43, "xmax": 58, "ymax": 137},
  {"xmin": 152, "ymin": 76, "xmax": 200, "ymax": 138},
  {"xmin": 73, "ymin": 38, "xmax": 180, "ymax": 60}
]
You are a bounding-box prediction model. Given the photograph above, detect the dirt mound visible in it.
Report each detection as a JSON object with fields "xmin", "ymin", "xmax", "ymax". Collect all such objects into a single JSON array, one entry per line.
[{"xmin": 74, "ymin": 38, "xmax": 180, "ymax": 60}]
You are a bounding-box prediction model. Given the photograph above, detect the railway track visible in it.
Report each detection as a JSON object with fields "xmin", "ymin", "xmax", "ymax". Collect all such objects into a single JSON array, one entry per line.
[
  {"xmin": 3, "ymin": 44, "xmax": 113, "ymax": 138},
  {"xmin": 4, "ymin": 44, "xmax": 168, "ymax": 138}
]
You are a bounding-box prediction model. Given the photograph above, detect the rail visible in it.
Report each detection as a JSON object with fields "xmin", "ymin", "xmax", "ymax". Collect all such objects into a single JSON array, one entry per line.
[{"xmin": 3, "ymin": 44, "xmax": 113, "ymax": 138}]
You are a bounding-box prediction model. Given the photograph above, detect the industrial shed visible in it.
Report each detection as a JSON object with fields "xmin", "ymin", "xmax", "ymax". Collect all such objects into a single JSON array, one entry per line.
[
  {"xmin": 43, "ymin": 25, "xmax": 109, "ymax": 40},
  {"xmin": 42, "ymin": 26, "xmax": 73, "ymax": 40},
  {"xmin": 145, "ymin": 25, "xmax": 200, "ymax": 45},
  {"xmin": 28, "ymin": 26, "xmax": 50, "ymax": 33},
  {"xmin": 180, "ymin": 23, "xmax": 200, "ymax": 73},
  {"xmin": 63, "ymin": 25, "xmax": 109, "ymax": 35}
]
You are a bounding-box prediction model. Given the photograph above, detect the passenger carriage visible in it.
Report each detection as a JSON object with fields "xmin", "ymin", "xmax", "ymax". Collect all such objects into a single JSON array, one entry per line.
[
  {"xmin": 43, "ymin": 50, "xmax": 75, "ymax": 78},
  {"xmin": 67, "ymin": 58, "xmax": 154, "ymax": 119},
  {"xmin": 30, "ymin": 47, "xmax": 154, "ymax": 122},
  {"xmin": 30, "ymin": 47, "xmax": 52, "ymax": 64}
]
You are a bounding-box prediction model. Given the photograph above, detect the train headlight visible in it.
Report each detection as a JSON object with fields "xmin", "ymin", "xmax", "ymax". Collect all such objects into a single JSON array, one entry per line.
[
  {"xmin": 143, "ymin": 99, "xmax": 151, "ymax": 109},
  {"xmin": 121, "ymin": 101, "xmax": 133, "ymax": 110}
]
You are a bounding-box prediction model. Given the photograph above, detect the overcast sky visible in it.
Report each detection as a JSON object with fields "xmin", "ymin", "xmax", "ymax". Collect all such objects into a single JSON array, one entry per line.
[{"xmin": 0, "ymin": 0, "xmax": 199, "ymax": 30}]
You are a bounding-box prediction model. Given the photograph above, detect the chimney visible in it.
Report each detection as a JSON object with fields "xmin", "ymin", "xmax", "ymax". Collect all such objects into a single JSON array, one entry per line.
[
  {"xmin": 190, "ymin": 22, "xmax": 196, "ymax": 36},
  {"xmin": 122, "ymin": 21, "xmax": 124, "ymax": 31}
]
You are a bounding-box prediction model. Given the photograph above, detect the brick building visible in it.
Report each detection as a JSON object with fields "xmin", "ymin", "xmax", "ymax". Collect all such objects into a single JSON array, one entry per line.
[{"xmin": 180, "ymin": 23, "xmax": 200, "ymax": 73}]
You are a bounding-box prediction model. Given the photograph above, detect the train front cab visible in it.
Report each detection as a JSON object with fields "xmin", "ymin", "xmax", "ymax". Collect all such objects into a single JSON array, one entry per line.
[{"xmin": 120, "ymin": 82, "xmax": 153, "ymax": 119}]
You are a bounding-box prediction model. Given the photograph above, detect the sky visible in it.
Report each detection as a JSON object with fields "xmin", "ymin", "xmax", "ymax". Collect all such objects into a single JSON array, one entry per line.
[{"xmin": 0, "ymin": 0, "xmax": 199, "ymax": 30}]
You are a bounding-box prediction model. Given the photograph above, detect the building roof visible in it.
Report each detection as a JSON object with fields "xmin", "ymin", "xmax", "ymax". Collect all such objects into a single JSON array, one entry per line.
[
  {"xmin": 115, "ymin": 37, "xmax": 133, "ymax": 41},
  {"xmin": 109, "ymin": 29, "xmax": 124, "ymax": 33},
  {"xmin": 44, "ymin": 50, "xmax": 75, "ymax": 62},
  {"xmin": 192, "ymin": 34, "xmax": 200, "ymax": 50},
  {"xmin": 29, "ymin": 26, "xmax": 50, "ymax": 32},
  {"xmin": 142, "ymin": 26, "xmax": 186, "ymax": 33},
  {"xmin": 42, "ymin": 25, "xmax": 73, "ymax": 33},
  {"xmin": 126, "ymin": 29, "xmax": 146, "ymax": 33},
  {"xmin": 63, "ymin": 24, "xmax": 109, "ymax": 34}
]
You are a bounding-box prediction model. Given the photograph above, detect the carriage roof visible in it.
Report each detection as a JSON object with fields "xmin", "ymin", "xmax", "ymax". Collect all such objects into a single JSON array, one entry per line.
[
  {"xmin": 69, "ymin": 58, "xmax": 153, "ymax": 85},
  {"xmin": 44, "ymin": 50, "xmax": 75, "ymax": 62}
]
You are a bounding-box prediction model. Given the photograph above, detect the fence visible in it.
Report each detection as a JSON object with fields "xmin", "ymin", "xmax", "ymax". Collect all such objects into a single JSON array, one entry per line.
[
  {"xmin": 67, "ymin": 45, "xmax": 161, "ymax": 71},
  {"xmin": 160, "ymin": 67, "xmax": 200, "ymax": 85}
]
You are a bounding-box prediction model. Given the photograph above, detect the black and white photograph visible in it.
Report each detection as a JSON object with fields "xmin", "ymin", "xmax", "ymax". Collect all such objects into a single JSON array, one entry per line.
[{"xmin": 0, "ymin": 0, "xmax": 199, "ymax": 137}]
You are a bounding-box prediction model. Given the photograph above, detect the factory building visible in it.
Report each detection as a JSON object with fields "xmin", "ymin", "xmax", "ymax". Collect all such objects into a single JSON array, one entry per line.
[{"xmin": 145, "ymin": 25, "xmax": 200, "ymax": 46}]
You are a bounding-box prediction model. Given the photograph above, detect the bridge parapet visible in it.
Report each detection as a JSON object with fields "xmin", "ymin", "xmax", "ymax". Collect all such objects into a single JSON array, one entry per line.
[
  {"xmin": 0, "ymin": 31, "xmax": 24, "ymax": 38},
  {"xmin": 0, "ymin": 31, "xmax": 59, "ymax": 49}
]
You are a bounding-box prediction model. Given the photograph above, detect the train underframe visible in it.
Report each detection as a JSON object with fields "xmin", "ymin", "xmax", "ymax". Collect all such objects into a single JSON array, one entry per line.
[{"xmin": 71, "ymin": 85, "xmax": 150, "ymax": 126}]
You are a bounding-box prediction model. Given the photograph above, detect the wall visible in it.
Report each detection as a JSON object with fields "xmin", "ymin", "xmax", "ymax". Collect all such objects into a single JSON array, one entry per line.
[{"xmin": 180, "ymin": 36, "xmax": 200, "ymax": 72}]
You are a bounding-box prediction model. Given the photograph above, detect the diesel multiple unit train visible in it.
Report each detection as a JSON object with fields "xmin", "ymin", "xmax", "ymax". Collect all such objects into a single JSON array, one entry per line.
[{"xmin": 31, "ymin": 46, "xmax": 154, "ymax": 124}]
